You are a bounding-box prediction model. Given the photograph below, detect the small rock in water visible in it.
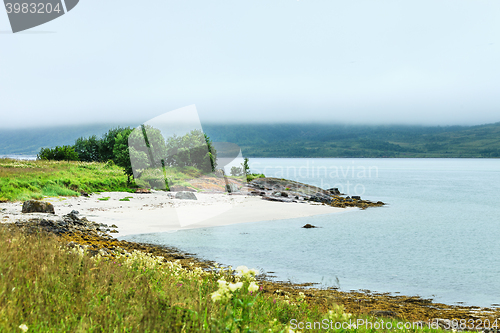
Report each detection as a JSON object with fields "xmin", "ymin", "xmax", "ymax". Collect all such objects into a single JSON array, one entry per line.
[
  {"xmin": 70, "ymin": 210, "xmax": 79, "ymax": 215},
  {"xmin": 110, "ymin": 224, "xmax": 118, "ymax": 228},
  {"xmin": 302, "ymin": 224, "xmax": 317, "ymax": 229}
]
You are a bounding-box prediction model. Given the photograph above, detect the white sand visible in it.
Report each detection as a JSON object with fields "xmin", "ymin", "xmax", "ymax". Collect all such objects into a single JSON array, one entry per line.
[{"xmin": 0, "ymin": 192, "xmax": 352, "ymax": 236}]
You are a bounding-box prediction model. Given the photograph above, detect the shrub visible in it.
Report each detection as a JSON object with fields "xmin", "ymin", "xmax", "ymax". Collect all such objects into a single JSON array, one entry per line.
[
  {"xmin": 230, "ymin": 166, "xmax": 243, "ymax": 176},
  {"xmin": 247, "ymin": 173, "xmax": 265, "ymax": 182},
  {"xmin": 37, "ymin": 146, "xmax": 79, "ymax": 161}
]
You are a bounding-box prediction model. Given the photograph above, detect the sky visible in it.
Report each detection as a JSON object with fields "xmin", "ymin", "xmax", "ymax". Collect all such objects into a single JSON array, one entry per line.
[{"xmin": 1, "ymin": 0, "xmax": 500, "ymax": 128}]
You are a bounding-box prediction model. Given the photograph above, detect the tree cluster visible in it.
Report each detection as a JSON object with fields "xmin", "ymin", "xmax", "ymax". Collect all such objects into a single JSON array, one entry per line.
[
  {"xmin": 37, "ymin": 126, "xmax": 217, "ymax": 183},
  {"xmin": 37, "ymin": 145, "xmax": 79, "ymax": 161}
]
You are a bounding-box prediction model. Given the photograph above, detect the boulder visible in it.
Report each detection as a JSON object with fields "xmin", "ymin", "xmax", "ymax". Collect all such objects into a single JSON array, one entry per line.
[
  {"xmin": 135, "ymin": 188, "xmax": 151, "ymax": 194},
  {"xmin": 175, "ymin": 191, "xmax": 197, "ymax": 200},
  {"xmin": 225, "ymin": 183, "xmax": 239, "ymax": 193},
  {"xmin": 302, "ymin": 224, "xmax": 317, "ymax": 228},
  {"xmin": 309, "ymin": 192, "xmax": 332, "ymax": 204},
  {"xmin": 22, "ymin": 200, "xmax": 55, "ymax": 214},
  {"xmin": 327, "ymin": 188, "xmax": 341, "ymax": 195},
  {"xmin": 250, "ymin": 191, "xmax": 265, "ymax": 196}
]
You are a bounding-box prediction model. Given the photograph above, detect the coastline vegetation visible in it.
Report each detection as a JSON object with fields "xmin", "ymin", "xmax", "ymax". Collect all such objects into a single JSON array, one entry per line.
[
  {"xmin": 0, "ymin": 226, "xmax": 455, "ymax": 332},
  {"xmin": 0, "ymin": 124, "xmax": 264, "ymax": 201},
  {"xmin": 0, "ymin": 159, "xmax": 133, "ymax": 202}
]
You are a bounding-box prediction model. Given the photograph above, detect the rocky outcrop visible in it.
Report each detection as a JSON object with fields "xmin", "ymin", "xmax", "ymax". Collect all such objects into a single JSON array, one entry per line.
[
  {"xmin": 248, "ymin": 177, "xmax": 385, "ymax": 209},
  {"xmin": 175, "ymin": 191, "xmax": 197, "ymax": 200},
  {"xmin": 12, "ymin": 212, "xmax": 117, "ymax": 237},
  {"xmin": 327, "ymin": 188, "xmax": 341, "ymax": 195},
  {"xmin": 22, "ymin": 200, "xmax": 55, "ymax": 214},
  {"xmin": 249, "ymin": 177, "xmax": 333, "ymax": 197}
]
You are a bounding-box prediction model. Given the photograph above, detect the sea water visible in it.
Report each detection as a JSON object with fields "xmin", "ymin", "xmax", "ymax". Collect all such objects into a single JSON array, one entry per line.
[
  {"xmin": 122, "ymin": 158, "xmax": 500, "ymax": 307},
  {"xmin": 1, "ymin": 155, "xmax": 37, "ymax": 160}
]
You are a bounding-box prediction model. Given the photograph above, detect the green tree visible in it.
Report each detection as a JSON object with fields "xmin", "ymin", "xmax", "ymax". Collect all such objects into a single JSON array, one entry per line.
[
  {"xmin": 99, "ymin": 127, "xmax": 131, "ymax": 162},
  {"xmin": 37, "ymin": 146, "xmax": 79, "ymax": 161},
  {"xmin": 73, "ymin": 127, "xmax": 132, "ymax": 163},
  {"xmin": 164, "ymin": 130, "xmax": 217, "ymax": 173},
  {"xmin": 204, "ymin": 133, "xmax": 217, "ymax": 172},
  {"xmin": 230, "ymin": 166, "xmax": 243, "ymax": 176},
  {"xmin": 112, "ymin": 129, "xmax": 134, "ymax": 182},
  {"xmin": 73, "ymin": 135, "xmax": 101, "ymax": 162},
  {"xmin": 242, "ymin": 157, "xmax": 250, "ymax": 175}
]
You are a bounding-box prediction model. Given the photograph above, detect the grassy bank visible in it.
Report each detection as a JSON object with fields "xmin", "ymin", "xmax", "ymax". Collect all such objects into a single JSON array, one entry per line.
[
  {"xmin": 0, "ymin": 158, "xmax": 260, "ymax": 202},
  {"xmin": 0, "ymin": 158, "xmax": 133, "ymax": 202},
  {"xmin": 0, "ymin": 226, "xmax": 454, "ymax": 333}
]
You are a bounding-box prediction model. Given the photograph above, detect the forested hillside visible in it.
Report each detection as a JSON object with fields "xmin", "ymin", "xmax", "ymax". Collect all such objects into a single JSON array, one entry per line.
[
  {"xmin": 203, "ymin": 122, "xmax": 500, "ymax": 157},
  {"xmin": 1, "ymin": 122, "xmax": 500, "ymax": 157},
  {"xmin": 0, "ymin": 124, "xmax": 135, "ymax": 155}
]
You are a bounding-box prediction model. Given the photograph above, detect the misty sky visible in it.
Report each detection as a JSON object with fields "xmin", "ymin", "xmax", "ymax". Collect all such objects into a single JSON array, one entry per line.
[{"xmin": 1, "ymin": 0, "xmax": 500, "ymax": 128}]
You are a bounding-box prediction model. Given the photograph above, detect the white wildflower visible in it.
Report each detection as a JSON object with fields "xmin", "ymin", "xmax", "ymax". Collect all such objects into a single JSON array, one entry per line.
[
  {"xmin": 248, "ymin": 281, "xmax": 259, "ymax": 293},
  {"xmin": 228, "ymin": 282, "xmax": 243, "ymax": 291},
  {"xmin": 236, "ymin": 265, "xmax": 249, "ymax": 276},
  {"xmin": 217, "ymin": 279, "xmax": 228, "ymax": 289},
  {"xmin": 211, "ymin": 291, "xmax": 224, "ymax": 302},
  {"xmin": 19, "ymin": 324, "xmax": 28, "ymax": 332}
]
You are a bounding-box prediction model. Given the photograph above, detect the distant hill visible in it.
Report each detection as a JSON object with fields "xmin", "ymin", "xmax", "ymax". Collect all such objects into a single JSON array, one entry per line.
[
  {"xmin": 203, "ymin": 122, "xmax": 500, "ymax": 158},
  {"xmin": 1, "ymin": 122, "xmax": 499, "ymax": 158},
  {"xmin": 0, "ymin": 124, "xmax": 135, "ymax": 156}
]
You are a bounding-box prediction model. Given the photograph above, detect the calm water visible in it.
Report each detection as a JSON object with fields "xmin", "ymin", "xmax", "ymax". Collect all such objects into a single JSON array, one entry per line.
[
  {"xmin": 122, "ymin": 158, "xmax": 500, "ymax": 307},
  {"xmin": 1, "ymin": 155, "xmax": 37, "ymax": 160}
]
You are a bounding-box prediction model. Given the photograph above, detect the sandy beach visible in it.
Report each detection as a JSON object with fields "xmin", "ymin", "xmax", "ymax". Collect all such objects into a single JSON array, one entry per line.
[{"xmin": 0, "ymin": 191, "xmax": 351, "ymax": 237}]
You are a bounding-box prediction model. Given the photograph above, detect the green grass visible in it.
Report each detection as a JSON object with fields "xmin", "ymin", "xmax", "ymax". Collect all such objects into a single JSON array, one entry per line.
[
  {"xmin": 135, "ymin": 166, "xmax": 206, "ymax": 190},
  {"xmin": 0, "ymin": 227, "xmax": 455, "ymax": 332},
  {"xmin": 119, "ymin": 196, "xmax": 133, "ymax": 202},
  {"xmin": 0, "ymin": 159, "xmax": 135, "ymax": 202},
  {"xmin": 98, "ymin": 197, "xmax": 110, "ymax": 201}
]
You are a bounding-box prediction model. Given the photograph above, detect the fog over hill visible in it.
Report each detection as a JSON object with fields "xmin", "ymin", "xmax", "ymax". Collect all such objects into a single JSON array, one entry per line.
[{"xmin": 1, "ymin": 121, "xmax": 499, "ymax": 158}]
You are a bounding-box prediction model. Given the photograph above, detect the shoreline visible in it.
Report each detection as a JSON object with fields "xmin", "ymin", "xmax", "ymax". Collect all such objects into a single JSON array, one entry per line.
[
  {"xmin": 1, "ymin": 191, "xmax": 347, "ymax": 236},
  {"xmin": 37, "ymin": 224, "xmax": 500, "ymax": 324},
  {"xmin": 2, "ymin": 192, "xmax": 500, "ymax": 322}
]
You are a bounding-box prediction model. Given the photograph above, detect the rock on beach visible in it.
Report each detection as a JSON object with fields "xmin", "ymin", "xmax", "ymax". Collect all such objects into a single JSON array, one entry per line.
[
  {"xmin": 175, "ymin": 191, "xmax": 197, "ymax": 200},
  {"xmin": 22, "ymin": 200, "xmax": 55, "ymax": 214}
]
